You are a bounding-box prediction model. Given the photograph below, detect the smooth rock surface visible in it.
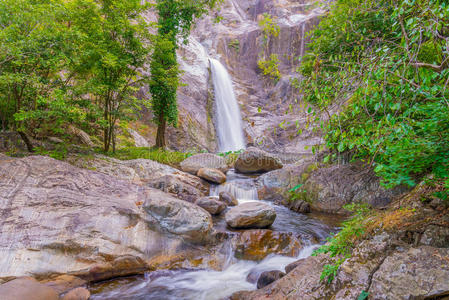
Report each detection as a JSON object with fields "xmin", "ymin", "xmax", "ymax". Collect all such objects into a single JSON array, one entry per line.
[
  {"xmin": 225, "ymin": 202, "xmax": 276, "ymax": 229},
  {"xmin": 257, "ymin": 270, "xmax": 285, "ymax": 289},
  {"xmin": 195, "ymin": 197, "xmax": 227, "ymax": 215},
  {"xmin": 180, "ymin": 153, "xmax": 229, "ymax": 175},
  {"xmin": 0, "ymin": 155, "xmax": 211, "ymax": 280},
  {"xmin": 0, "ymin": 277, "xmax": 59, "ymax": 300},
  {"xmin": 235, "ymin": 147, "xmax": 283, "ymax": 174},
  {"xmin": 197, "ymin": 167, "xmax": 227, "ymax": 184},
  {"xmin": 61, "ymin": 287, "xmax": 91, "ymax": 300},
  {"xmin": 232, "ymin": 230, "xmax": 302, "ymax": 261}
]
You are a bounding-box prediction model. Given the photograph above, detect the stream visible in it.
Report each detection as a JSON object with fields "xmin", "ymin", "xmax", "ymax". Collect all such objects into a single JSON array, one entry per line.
[{"xmin": 90, "ymin": 170, "xmax": 339, "ymax": 300}]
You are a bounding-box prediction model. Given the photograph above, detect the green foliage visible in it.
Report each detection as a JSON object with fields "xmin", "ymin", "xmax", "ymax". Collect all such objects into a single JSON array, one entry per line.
[
  {"xmin": 313, "ymin": 203, "xmax": 372, "ymax": 283},
  {"xmin": 358, "ymin": 291, "xmax": 370, "ymax": 300},
  {"xmin": 258, "ymin": 54, "xmax": 281, "ymax": 81},
  {"xmin": 299, "ymin": 0, "xmax": 449, "ymax": 193},
  {"xmin": 106, "ymin": 147, "xmax": 192, "ymax": 166},
  {"xmin": 258, "ymin": 13, "xmax": 280, "ymax": 41},
  {"xmin": 228, "ymin": 39, "xmax": 240, "ymax": 52}
]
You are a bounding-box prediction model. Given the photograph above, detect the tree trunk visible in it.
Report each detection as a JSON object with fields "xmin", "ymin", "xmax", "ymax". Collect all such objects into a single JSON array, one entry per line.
[
  {"xmin": 155, "ymin": 112, "xmax": 166, "ymax": 149},
  {"xmin": 17, "ymin": 130, "xmax": 34, "ymax": 153}
]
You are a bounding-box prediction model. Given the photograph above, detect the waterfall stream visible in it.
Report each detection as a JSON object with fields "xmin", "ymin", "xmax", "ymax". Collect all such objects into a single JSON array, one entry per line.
[{"xmin": 210, "ymin": 58, "xmax": 246, "ymax": 152}]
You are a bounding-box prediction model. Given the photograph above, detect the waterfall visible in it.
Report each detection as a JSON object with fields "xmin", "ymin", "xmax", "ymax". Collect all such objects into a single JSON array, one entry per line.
[{"xmin": 209, "ymin": 58, "xmax": 246, "ymax": 152}]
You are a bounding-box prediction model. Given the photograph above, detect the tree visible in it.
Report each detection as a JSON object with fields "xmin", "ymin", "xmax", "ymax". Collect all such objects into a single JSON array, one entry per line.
[
  {"xmin": 0, "ymin": 0, "xmax": 69, "ymax": 151},
  {"xmin": 69, "ymin": 0, "xmax": 152, "ymax": 152},
  {"xmin": 150, "ymin": 0, "xmax": 221, "ymax": 149}
]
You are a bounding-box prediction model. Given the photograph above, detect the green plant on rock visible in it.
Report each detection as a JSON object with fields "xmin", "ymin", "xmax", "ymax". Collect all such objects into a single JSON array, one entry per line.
[
  {"xmin": 228, "ymin": 39, "xmax": 240, "ymax": 52},
  {"xmin": 257, "ymin": 13, "xmax": 281, "ymax": 82},
  {"xmin": 313, "ymin": 203, "xmax": 372, "ymax": 283},
  {"xmin": 258, "ymin": 54, "xmax": 281, "ymax": 82}
]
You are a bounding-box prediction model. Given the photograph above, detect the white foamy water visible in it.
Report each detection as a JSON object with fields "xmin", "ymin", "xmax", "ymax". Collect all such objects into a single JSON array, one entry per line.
[{"xmin": 210, "ymin": 58, "xmax": 246, "ymax": 152}]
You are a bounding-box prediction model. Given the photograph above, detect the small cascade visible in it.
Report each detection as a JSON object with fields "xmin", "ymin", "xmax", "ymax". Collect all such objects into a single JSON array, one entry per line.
[
  {"xmin": 209, "ymin": 58, "xmax": 246, "ymax": 152},
  {"xmin": 209, "ymin": 170, "xmax": 258, "ymax": 202}
]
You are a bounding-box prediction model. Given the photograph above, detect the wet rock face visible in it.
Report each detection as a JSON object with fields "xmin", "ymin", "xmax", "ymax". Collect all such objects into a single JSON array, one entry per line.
[
  {"xmin": 225, "ymin": 202, "xmax": 276, "ymax": 229},
  {"xmin": 180, "ymin": 153, "xmax": 229, "ymax": 175},
  {"xmin": 257, "ymin": 270, "xmax": 285, "ymax": 289},
  {"xmin": 232, "ymin": 230, "xmax": 302, "ymax": 261},
  {"xmin": 195, "ymin": 196, "xmax": 227, "ymax": 215},
  {"xmin": 0, "ymin": 155, "xmax": 212, "ymax": 280},
  {"xmin": 197, "ymin": 167, "xmax": 227, "ymax": 184},
  {"xmin": 235, "ymin": 147, "xmax": 283, "ymax": 174},
  {"xmin": 61, "ymin": 287, "xmax": 90, "ymax": 300},
  {"xmin": 0, "ymin": 277, "xmax": 59, "ymax": 300}
]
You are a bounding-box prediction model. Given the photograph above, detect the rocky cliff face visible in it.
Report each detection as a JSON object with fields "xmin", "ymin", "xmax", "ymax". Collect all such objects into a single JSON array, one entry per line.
[{"xmin": 142, "ymin": 0, "xmax": 324, "ymax": 153}]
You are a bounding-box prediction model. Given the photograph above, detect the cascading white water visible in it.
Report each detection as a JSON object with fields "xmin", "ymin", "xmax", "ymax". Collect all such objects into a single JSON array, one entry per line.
[{"xmin": 210, "ymin": 58, "xmax": 246, "ymax": 152}]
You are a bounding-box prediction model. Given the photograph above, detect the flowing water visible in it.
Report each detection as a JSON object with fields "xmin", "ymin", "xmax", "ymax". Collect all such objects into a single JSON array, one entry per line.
[
  {"xmin": 210, "ymin": 59, "xmax": 246, "ymax": 152},
  {"xmin": 91, "ymin": 171, "xmax": 338, "ymax": 300}
]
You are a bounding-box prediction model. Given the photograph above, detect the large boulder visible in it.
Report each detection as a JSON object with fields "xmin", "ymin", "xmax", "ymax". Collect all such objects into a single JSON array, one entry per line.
[
  {"xmin": 234, "ymin": 147, "xmax": 283, "ymax": 174},
  {"xmin": 143, "ymin": 190, "xmax": 213, "ymax": 243},
  {"xmin": 195, "ymin": 196, "xmax": 227, "ymax": 215},
  {"xmin": 61, "ymin": 287, "xmax": 90, "ymax": 300},
  {"xmin": 197, "ymin": 167, "xmax": 227, "ymax": 184},
  {"xmin": 0, "ymin": 155, "xmax": 211, "ymax": 281},
  {"xmin": 0, "ymin": 277, "xmax": 59, "ymax": 300},
  {"xmin": 225, "ymin": 202, "xmax": 276, "ymax": 229},
  {"xmin": 232, "ymin": 230, "xmax": 302, "ymax": 261},
  {"xmin": 301, "ymin": 162, "xmax": 408, "ymax": 214},
  {"xmin": 180, "ymin": 153, "xmax": 229, "ymax": 175}
]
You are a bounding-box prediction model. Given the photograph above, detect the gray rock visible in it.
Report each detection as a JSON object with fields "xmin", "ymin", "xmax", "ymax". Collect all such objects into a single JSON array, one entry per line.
[
  {"xmin": 420, "ymin": 225, "xmax": 449, "ymax": 248},
  {"xmin": 369, "ymin": 246, "xmax": 449, "ymax": 299},
  {"xmin": 48, "ymin": 137, "xmax": 64, "ymax": 144},
  {"xmin": 235, "ymin": 147, "xmax": 283, "ymax": 174},
  {"xmin": 128, "ymin": 128, "xmax": 150, "ymax": 147},
  {"xmin": 0, "ymin": 277, "xmax": 59, "ymax": 300},
  {"xmin": 0, "ymin": 155, "xmax": 210, "ymax": 280},
  {"xmin": 219, "ymin": 191, "xmax": 238, "ymax": 206},
  {"xmin": 180, "ymin": 153, "xmax": 229, "ymax": 175},
  {"xmin": 257, "ymin": 270, "xmax": 285, "ymax": 289},
  {"xmin": 195, "ymin": 196, "xmax": 227, "ymax": 215},
  {"xmin": 143, "ymin": 190, "xmax": 213, "ymax": 242},
  {"xmin": 197, "ymin": 167, "xmax": 227, "ymax": 184},
  {"xmin": 225, "ymin": 202, "xmax": 276, "ymax": 229}
]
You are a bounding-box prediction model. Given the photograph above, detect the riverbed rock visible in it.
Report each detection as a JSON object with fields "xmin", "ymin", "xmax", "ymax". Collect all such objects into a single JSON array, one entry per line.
[
  {"xmin": 232, "ymin": 230, "xmax": 302, "ymax": 261},
  {"xmin": 257, "ymin": 270, "xmax": 285, "ymax": 289},
  {"xmin": 195, "ymin": 196, "xmax": 227, "ymax": 215},
  {"xmin": 0, "ymin": 277, "xmax": 59, "ymax": 300},
  {"xmin": 234, "ymin": 147, "xmax": 283, "ymax": 174},
  {"xmin": 61, "ymin": 287, "xmax": 90, "ymax": 300},
  {"xmin": 0, "ymin": 155, "xmax": 211, "ymax": 280},
  {"xmin": 42, "ymin": 275, "xmax": 86, "ymax": 295},
  {"xmin": 225, "ymin": 202, "xmax": 276, "ymax": 229},
  {"xmin": 219, "ymin": 191, "xmax": 238, "ymax": 206},
  {"xmin": 143, "ymin": 189, "xmax": 213, "ymax": 242},
  {"xmin": 180, "ymin": 153, "xmax": 229, "ymax": 175},
  {"xmin": 197, "ymin": 167, "xmax": 227, "ymax": 184}
]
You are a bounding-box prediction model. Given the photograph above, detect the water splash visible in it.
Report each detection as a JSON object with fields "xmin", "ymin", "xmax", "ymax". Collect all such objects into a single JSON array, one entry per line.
[{"xmin": 209, "ymin": 58, "xmax": 246, "ymax": 152}]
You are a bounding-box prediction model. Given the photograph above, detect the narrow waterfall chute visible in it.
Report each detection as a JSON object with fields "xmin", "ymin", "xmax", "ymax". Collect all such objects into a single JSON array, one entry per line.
[{"xmin": 209, "ymin": 58, "xmax": 246, "ymax": 152}]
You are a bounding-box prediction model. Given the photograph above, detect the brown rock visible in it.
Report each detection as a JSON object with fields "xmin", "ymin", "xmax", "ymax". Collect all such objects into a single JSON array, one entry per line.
[
  {"xmin": 195, "ymin": 197, "xmax": 227, "ymax": 215},
  {"xmin": 225, "ymin": 202, "xmax": 276, "ymax": 229},
  {"xmin": 0, "ymin": 277, "xmax": 59, "ymax": 300},
  {"xmin": 197, "ymin": 168, "xmax": 227, "ymax": 184},
  {"xmin": 62, "ymin": 287, "xmax": 90, "ymax": 300},
  {"xmin": 43, "ymin": 275, "xmax": 86, "ymax": 294},
  {"xmin": 233, "ymin": 230, "xmax": 302, "ymax": 261},
  {"xmin": 235, "ymin": 147, "xmax": 283, "ymax": 174},
  {"xmin": 219, "ymin": 191, "xmax": 238, "ymax": 206}
]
